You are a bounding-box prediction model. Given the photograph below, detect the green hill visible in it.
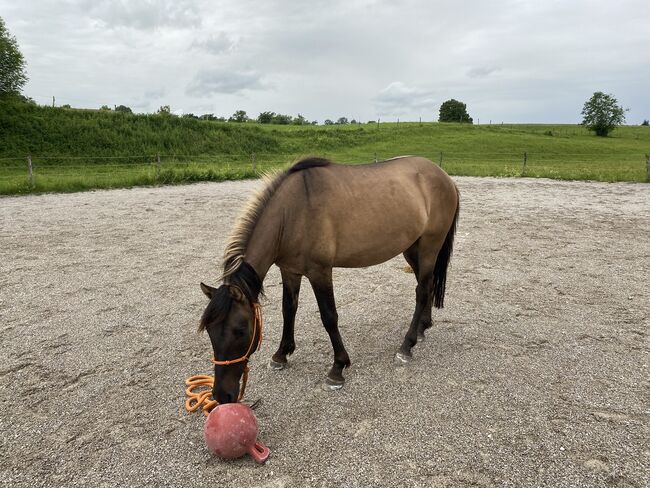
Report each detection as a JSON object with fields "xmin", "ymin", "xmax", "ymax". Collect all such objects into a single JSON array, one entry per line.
[{"xmin": 1, "ymin": 100, "xmax": 649, "ymax": 194}]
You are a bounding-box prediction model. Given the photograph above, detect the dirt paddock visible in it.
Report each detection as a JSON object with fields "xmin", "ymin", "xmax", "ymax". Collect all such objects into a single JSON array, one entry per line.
[{"xmin": 1, "ymin": 176, "xmax": 648, "ymax": 487}]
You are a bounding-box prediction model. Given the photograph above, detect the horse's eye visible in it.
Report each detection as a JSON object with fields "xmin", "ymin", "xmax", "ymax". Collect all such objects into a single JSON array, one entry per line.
[{"xmin": 233, "ymin": 327, "xmax": 246, "ymax": 338}]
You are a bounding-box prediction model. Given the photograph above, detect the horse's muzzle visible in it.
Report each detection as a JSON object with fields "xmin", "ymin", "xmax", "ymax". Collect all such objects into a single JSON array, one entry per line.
[{"xmin": 214, "ymin": 387, "xmax": 237, "ymax": 404}]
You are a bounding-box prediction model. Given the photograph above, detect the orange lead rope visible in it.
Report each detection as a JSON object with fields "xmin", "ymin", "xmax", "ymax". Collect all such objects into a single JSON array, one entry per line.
[{"xmin": 185, "ymin": 303, "xmax": 263, "ymax": 416}]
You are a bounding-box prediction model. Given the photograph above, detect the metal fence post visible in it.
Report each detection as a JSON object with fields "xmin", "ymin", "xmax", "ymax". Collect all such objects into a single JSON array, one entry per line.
[
  {"xmin": 523, "ymin": 152, "xmax": 528, "ymax": 175},
  {"xmin": 27, "ymin": 155, "xmax": 34, "ymax": 187},
  {"xmin": 156, "ymin": 154, "xmax": 161, "ymax": 179}
]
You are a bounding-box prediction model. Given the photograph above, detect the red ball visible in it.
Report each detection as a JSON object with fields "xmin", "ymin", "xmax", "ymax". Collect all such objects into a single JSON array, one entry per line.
[{"xmin": 204, "ymin": 403, "xmax": 270, "ymax": 463}]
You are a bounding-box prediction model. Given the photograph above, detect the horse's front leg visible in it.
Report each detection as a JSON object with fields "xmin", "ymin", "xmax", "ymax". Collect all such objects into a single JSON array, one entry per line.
[
  {"xmin": 270, "ymin": 269, "xmax": 302, "ymax": 370},
  {"xmin": 308, "ymin": 269, "xmax": 351, "ymax": 390}
]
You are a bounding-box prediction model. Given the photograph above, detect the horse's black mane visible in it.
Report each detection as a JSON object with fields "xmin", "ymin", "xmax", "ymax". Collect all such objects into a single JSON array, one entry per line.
[
  {"xmin": 199, "ymin": 261, "xmax": 263, "ymax": 331},
  {"xmin": 201, "ymin": 157, "xmax": 330, "ymax": 331},
  {"xmin": 225, "ymin": 260, "xmax": 264, "ymax": 299},
  {"xmin": 288, "ymin": 157, "xmax": 331, "ymax": 173}
]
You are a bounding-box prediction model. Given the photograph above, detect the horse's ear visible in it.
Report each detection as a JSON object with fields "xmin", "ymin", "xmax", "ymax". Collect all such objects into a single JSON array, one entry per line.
[
  {"xmin": 229, "ymin": 285, "xmax": 245, "ymax": 303},
  {"xmin": 200, "ymin": 282, "xmax": 217, "ymax": 299}
]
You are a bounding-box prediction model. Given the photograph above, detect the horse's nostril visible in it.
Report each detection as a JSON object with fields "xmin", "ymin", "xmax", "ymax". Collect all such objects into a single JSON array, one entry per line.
[{"xmin": 216, "ymin": 391, "xmax": 234, "ymax": 404}]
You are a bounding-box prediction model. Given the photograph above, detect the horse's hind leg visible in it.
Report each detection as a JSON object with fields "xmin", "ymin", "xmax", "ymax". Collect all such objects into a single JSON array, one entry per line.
[
  {"xmin": 308, "ymin": 269, "xmax": 351, "ymax": 390},
  {"xmin": 403, "ymin": 241, "xmax": 420, "ymax": 279},
  {"xmin": 403, "ymin": 242, "xmax": 433, "ymax": 342},
  {"xmin": 270, "ymin": 269, "xmax": 302, "ymax": 370},
  {"xmin": 397, "ymin": 235, "xmax": 443, "ymax": 362}
]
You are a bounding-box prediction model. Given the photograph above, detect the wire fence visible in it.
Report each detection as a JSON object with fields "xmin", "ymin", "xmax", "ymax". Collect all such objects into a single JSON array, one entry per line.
[{"xmin": 1, "ymin": 152, "xmax": 649, "ymax": 192}]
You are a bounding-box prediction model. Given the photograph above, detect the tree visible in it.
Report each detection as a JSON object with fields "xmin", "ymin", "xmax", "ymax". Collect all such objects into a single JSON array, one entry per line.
[
  {"xmin": 157, "ymin": 105, "xmax": 171, "ymax": 115},
  {"xmin": 257, "ymin": 111, "xmax": 275, "ymax": 123},
  {"xmin": 439, "ymin": 99, "xmax": 473, "ymax": 123},
  {"xmin": 272, "ymin": 113, "xmax": 292, "ymax": 125},
  {"xmin": 100, "ymin": 105, "xmax": 112, "ymax": 111},
  {"xmin": 336, "ymin": 117, "xmax": 349, "ymax": 125},
  {"xmin": 581, "ymin": 92, "xmax": 626, "ymax": 137},
  {"xmin": 229, "ymin": 110, "xmax": 249, "ymax": 122},
  {"xmin": 115, "ymin": 105, "xmax": 133, "ymax": 114},
  {"xmin": 0, "ymin": 17, "xmax": 27, "ymax": 99},
  {"xmin": 324, "ymin": 119, "xmax": 334, "ymax": 125},
  {"xmin": 640, "ymin": 119, "xmax": 648, "ymax": 126},
  {"xmin": 292, "ymin": 114, "xmax": 307, "ymax": 125}
]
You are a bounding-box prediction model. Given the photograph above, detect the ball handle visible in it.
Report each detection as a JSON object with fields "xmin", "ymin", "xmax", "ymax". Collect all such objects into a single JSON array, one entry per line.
[{"xmin": 248, "ymin": 441, "xmax": 270, "ymax": 464}]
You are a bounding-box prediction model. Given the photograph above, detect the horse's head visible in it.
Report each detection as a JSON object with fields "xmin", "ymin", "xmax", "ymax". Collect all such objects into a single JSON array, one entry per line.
[{"xmin": 199, "ymin": 282, "xmax": 261, "ymax": 404}]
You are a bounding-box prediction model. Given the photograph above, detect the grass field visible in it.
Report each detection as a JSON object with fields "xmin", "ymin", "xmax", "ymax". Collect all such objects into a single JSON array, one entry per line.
[{"xmin": 1, "ymin": 101, "xmax": 649, "ymax": 195}]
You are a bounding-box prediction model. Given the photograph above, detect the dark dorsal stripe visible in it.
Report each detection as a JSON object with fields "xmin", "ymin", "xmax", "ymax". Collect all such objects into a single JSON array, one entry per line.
[{"xmin": 288, "ymin": 157, "xmax": 331, "ymax": 173}]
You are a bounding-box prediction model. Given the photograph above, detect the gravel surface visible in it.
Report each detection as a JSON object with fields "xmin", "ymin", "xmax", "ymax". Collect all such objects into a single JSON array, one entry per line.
[{"xmin": 1, "ymin": 177, "xmax": 649, "ymax": 488}]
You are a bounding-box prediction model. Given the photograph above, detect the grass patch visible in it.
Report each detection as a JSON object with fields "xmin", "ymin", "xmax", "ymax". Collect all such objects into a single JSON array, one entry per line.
[{"xmin": 2, "ymin": 100, "xmax": 649, "ymax": 195}]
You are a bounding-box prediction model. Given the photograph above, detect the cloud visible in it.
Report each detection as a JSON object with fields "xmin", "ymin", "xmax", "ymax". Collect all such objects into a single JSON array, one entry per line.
[
  {"xmin": 3, "ymin": 0, "xmax": 649, "ymax": 123},
  {"xmin": 374, "ymin": 82, "xmax": 436, "ymax": 116},
  {"xmin": 144, "ymin": 88, "xmax": 165, "ymax": 100},
  {"xmin": 186, "ymin": 68, "xmax": 266, "ymax": 96},
  {"xmin": 190, "ymin": 33, "xmax": 237, "ymax": 55},
  {"xmin": 467, "ymin": 66, "xmax": 501, "ymax": 78},
  {"xmin": 83, "ymin": 0, "xmax": 202, "ymax": 30}
]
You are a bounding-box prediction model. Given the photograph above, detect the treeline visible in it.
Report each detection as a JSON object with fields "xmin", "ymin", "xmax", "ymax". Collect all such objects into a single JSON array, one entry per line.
[{"xmin": 91, "ymin": 105, "xmax": 362, "ymax": 126}]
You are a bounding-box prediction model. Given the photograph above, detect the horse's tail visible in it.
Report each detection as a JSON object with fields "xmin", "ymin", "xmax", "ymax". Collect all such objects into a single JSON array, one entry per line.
[{"xmin": 432, "ymin": 185, "xmax": 459, "ymax": 309}]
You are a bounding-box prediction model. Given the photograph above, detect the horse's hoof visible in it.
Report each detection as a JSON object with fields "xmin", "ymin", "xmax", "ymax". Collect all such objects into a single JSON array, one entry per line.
[
  {"xmin": 417, "ymin": 332, "xmax": 426, "ymax": 342},
  {"xmin": 323, "ymin": 376, "xmax": 344, "ymax": 391},
  {"xmin": 268, "ymin": 359, "xmax": 287, "ymax": 370},
  {"xmin": 394, "ymin": 352, "xmax": 412, "ymax": 364}
]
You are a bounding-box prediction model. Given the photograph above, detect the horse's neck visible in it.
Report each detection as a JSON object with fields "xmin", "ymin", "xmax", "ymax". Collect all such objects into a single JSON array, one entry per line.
[{"xmin": 243, "ymin": 209, "xmax": 282, "ymax": 282}]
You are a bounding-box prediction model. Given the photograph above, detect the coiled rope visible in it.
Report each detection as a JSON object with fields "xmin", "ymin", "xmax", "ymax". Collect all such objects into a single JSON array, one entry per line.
[{"xmin": 184, "ymin": 303, "xmax": 262, "ymax": 416}]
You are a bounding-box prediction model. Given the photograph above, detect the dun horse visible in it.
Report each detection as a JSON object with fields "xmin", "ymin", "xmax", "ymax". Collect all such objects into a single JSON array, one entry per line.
[{"xmin": 199, "ymin": 156, "xmax": 459, "ymax": 403}]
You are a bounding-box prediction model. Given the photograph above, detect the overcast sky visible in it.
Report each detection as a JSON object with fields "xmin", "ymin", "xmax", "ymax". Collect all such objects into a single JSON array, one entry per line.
[{"xmin": 2, "ymin": 0, "xmax": 649, "ymax": 123}]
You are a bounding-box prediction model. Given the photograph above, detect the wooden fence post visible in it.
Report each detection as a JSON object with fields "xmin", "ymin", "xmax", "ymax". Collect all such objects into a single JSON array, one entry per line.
[
  {"xmin": 156, "ymin": 154, "xmax": 161, "ymax": 179},
  {"xmin": 252, "ymin": 153, "xmax": 257, "ymax": 174},
  {"xmin": 374, "ymin": 152, "xmax": 377, "ymax": 163},
  {"xmin": 646, "ymin": 154, "xmax": 649, "ymax": 181},
  {"xmin": 27, "ymin": 155, "xmax": 34, "ymax": 187},
  {"xmin": 523, "ymin": 152, "xmax": 528, "ymax": 175}
]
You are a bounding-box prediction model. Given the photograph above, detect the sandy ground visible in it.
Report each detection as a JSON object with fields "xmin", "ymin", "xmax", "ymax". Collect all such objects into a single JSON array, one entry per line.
[{"xmin": 1, "ymin": 176, "xmax": 649, "ymax": 488}]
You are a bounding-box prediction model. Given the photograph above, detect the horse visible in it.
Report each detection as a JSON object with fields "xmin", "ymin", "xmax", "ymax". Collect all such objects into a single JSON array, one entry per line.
[{"xmin": 198, "ymin": 156, "xmax": 459, "ymax": 404}]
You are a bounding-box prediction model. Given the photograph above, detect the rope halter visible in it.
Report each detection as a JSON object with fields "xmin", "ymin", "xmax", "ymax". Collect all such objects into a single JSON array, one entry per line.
[{"xmin": 209, "ymin": 302, "xmax": 263, "ymax": 402}]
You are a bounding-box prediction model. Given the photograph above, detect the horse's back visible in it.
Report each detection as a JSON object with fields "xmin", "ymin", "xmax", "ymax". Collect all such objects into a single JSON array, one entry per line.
[
  {"xmin": 277, "ymin": 156, "xmax": 458, "ymax": 269},
  {"xmin": 331, "ymin": 156, "xmax": 453, "ymax": 189},
  {"xmin": 318, "ymin": 156, "xmax": 456, "ymax": 216}
]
